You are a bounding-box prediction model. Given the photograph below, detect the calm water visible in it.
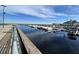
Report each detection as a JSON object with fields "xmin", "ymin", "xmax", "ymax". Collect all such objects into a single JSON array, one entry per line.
[{"xmin": 18, "ymin": 25, "xmax": 79, "ymax": 54}]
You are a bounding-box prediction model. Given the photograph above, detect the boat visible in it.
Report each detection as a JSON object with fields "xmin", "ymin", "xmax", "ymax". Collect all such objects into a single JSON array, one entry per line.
[
  {"xmin": 68, "ymin": 31, "xmax": 77, "ymax": 40},
  {"xmin": 68, "ymin": 31, "xmax": 76, "ymax": 36},
  {"xmin": 68, "ymin": 28, "xmax": 79, "ymax": 36}
]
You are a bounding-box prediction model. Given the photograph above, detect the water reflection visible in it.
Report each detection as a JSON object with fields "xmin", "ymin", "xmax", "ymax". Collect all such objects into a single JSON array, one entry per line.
[
  {"xmin": 18, "ymin": 25, "xmax": 79, "ymax": 54},
  {"xmin": 68, "ymin": 35, "xmax": 77, "ymax": 40}
]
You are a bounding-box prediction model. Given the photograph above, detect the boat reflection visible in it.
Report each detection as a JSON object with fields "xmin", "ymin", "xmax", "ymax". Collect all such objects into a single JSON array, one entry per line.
[{"xmin": 68, "ymin": 34, "xmax": 77, "ymax": 40}]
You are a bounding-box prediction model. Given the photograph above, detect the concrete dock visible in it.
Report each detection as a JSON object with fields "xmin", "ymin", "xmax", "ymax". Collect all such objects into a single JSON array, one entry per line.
[{"xmin": 17, "ymin": 27, "xmax": 42, "ymax": 54}]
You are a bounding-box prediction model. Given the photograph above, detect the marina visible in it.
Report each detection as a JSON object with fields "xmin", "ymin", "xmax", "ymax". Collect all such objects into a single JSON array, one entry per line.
[
  {"xmin": 18, "ymin": 25, "xmax": 79, "ymax": 54},
  {"xmin": 0, "ymin": 5, "xmax": 79, "ymax": 54}
]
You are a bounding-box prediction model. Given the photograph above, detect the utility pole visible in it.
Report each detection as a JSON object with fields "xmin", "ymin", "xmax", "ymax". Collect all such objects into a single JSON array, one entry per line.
[{"xmin": 1, "ymin": 5, "xmax": 7, "ymax": 28}]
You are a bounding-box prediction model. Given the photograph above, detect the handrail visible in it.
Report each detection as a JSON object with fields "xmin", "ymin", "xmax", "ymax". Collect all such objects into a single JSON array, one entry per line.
[{"xmin": 17, "ymin": 27, "xmax": 42, "ymax": 54}]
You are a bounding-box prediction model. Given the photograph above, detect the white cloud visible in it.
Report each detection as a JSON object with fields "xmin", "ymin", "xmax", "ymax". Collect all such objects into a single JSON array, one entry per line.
[
  {"xmin": 1, "ymin": 5, "xmax": 79, "ymax": 20},
  {"xmin": 3, "ymin": 5, "xmax": 68, "ymax": 20},
  {"xmin": 5, "ymin": 5, "xmax": 54, "ymax": 18}
]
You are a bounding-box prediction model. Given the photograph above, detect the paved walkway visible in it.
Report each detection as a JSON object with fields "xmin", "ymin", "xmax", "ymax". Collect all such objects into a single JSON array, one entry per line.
[{"xmin": 0, "ymin": 25, "xmax": 13, "ymax": 41}]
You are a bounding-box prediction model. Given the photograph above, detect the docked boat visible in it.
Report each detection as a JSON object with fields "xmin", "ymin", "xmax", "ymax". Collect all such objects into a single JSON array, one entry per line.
[
  {"xmin": 68, "ymin": 28, "xmax": 79, "ymax": 36},
  {"xmin": 67, "ymin": 27, "xmax": 77, "ymax": 40},
  {"xmin": 68, "ymin": 31, "xmax": 76, "ymax": 36},
  {"xmin": 68, "ymin": 31, "xmax": 77, "ymax": 40}
]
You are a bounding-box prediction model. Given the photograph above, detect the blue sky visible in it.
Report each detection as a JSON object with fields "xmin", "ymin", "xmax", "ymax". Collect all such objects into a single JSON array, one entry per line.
[{"xmin": 0, "ymin": 5, "xmax": 79, "ymax": 24}]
